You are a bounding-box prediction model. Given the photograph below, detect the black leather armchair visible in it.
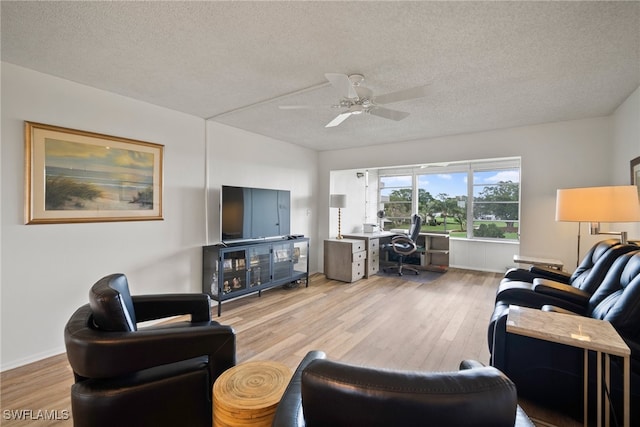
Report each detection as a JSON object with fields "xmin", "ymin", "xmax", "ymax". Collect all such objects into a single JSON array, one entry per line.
[
  {"xmin": 490, "ymin": 250, "xmax": 640, "ymax": 425},
  {"xmin": 64, "ymin": 273, "xmax": 236, "ymax": 427},
  {"xmin": 383, "ymin": 213, "xmax": 423, "ymax": 276},
  {"xmin": 272, "ymin": 351, "xmax": 535, "ymax": 427}
]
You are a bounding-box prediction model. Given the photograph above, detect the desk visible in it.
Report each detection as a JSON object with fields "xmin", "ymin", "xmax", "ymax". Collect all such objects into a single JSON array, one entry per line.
[
  {"xmin": 213, "ymin": 361, "xmax": 292, "ymax": 427},
  {"xmin": 342, "ymin": 231, "xmax": 394, "ymax": 278},
  {"xmin": 506, "ymin": 306, "xmax": 630, "ymax": 427}
]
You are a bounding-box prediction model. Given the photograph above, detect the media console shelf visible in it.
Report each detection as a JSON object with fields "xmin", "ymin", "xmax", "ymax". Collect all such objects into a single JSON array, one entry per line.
[{"xmin": 203, "ymin": 237, "xmax": 310, "ymax": 316}]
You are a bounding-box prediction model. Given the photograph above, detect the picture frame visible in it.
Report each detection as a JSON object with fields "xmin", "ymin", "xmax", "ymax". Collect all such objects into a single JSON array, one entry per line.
[
  {"xmin": 631, "ymin": 155, "xmax": 640, "ymax": 196},
  {"xmin": 25, "ymin": 121, "xmax": 163, "ymax": 224}
]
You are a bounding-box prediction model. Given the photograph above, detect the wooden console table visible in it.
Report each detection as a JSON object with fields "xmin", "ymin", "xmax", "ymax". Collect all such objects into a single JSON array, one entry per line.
[{"xmin": 506, "ymin": 306, "xmax": 630, "ymax": 427}]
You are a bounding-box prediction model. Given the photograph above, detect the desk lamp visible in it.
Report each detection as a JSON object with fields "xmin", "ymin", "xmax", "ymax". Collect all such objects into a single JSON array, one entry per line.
[{"xmin": 330, "ymin": 194, "xmax": 347, "ymax": 239}]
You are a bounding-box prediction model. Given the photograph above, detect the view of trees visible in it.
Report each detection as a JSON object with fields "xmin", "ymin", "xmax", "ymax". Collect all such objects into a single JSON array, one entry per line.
[{"xmin": 382, "ymin": 179, "xmax": 519, "ymax": 239}]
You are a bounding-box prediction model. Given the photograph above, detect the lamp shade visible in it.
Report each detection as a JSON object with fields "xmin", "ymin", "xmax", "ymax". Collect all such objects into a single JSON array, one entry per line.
[
  {"xmin": 330, "ymin": 194, "xmax": 347, "ymax": 209},
  {"xmin": 555, "ymin": 185, "xmax": 640, "ymax": 222}
]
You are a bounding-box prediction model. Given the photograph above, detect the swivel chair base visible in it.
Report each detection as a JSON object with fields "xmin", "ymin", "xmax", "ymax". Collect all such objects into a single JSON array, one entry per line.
[{"xmin": 383, "ymin": 256, "xmax": 420, "ymax": 276}]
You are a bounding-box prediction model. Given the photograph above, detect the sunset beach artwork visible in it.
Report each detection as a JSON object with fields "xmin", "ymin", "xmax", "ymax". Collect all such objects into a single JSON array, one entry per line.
[{"xmin": 25, "ymin": 122, "xmax": 163, "ymax": 224}]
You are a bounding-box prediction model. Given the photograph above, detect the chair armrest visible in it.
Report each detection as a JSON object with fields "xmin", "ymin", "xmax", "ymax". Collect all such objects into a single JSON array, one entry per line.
[
  {"xmin": 65, "ymin": 305, "xmax": 235, "ymax": 379},
  {"xmin": 272, "ymin": 350, "xmax": 327, "ymax": 427},
  {"xmin": 300, "ymin": 359, "xmax": 519, "ymax": 427},
  {"xmin": 132, "ymin": 294, "xmax": 211, "ymax": 323},
  {"xmin": 532, "ymin": 279, "xmax": 590, "ymax": 308},
  {"xmin": 389, "ymin": 236, "xmax": 417, "ymax": 255}
]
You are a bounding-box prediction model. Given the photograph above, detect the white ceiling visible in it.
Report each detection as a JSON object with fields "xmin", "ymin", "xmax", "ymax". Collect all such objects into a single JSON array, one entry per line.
[{"xmin": 2, "ymin": 1, "xmax": 639, "ymax": 151}]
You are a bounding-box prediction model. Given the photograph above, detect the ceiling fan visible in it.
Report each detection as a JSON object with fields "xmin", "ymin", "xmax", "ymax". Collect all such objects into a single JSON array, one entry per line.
[{"xmin": 279, "ymin": 73, "xmax": 430, "ymax": 128}]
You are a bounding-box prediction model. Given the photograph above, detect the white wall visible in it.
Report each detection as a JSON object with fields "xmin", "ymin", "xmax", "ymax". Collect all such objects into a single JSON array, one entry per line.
[
  {"xmin": 205, "ymin": 121, "xmax": 319, "ymax": 271},
  {"xmin": 612, "ymin": 87, "xmax": 640, "ymax": 239},
  {"xmin": 0, "ymin": 65, "xmax": 319, "ymax": 371},
  {"xmin": 1, "ymin": 63, "xmax": 207, "ymax": 370},
  {"xmin": 319, "ymin": 116, "xmax": 619, "ymax": 271}
]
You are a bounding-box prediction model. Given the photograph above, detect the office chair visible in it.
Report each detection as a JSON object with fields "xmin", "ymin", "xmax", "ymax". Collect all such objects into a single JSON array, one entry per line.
[{"xmin": 382, "ymin": 213, "xmax": 422, "ymax": 276}]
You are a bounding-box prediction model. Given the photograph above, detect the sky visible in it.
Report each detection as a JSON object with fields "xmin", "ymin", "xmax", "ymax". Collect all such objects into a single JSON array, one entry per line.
[{"xmin": 381, "ymin": 169, "xmax": 520, "ymax": 198}]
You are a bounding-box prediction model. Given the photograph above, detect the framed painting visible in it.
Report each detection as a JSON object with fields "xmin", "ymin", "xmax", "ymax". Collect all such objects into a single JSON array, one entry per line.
[
  {"xmin": 25, "ymin": 121, "xmax": 164, "ymax": 224},
  {"xmin": 632, "ymin": 155, "xmax": 640, "ymax": 197}
]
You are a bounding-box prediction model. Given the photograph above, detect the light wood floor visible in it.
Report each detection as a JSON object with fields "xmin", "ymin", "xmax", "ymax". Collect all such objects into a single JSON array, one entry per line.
[{"xmin": 1, "ymin": 269, "xmax": 580, "ymax": 426}]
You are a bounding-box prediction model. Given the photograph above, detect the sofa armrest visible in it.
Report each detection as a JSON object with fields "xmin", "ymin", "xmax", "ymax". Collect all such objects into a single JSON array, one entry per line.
[
  {"xmin": 503, "ymin": 267, "xmax": 570, "ymax": 283},
  {"xmin": 532, "ymin": 279, "xmax": 590, "ymax": 308},
  {"xmin": 541, "ymin": 305, "xmax": 580, "ymax": 315},
  {"xmin": 529, "ymin": 266, "xmax": 571, "ymax": 282},
  {"xmin": 133, "ymin": 294, "xmax": 211, "ymax": 323},
  {"xmin": 272, "ymin": 350, "xmax": 326, "ymax": 427}
]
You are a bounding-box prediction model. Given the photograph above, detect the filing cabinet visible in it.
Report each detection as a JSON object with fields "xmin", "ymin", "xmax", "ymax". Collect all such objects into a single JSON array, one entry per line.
[{"xmin": 324, "ymin": 238, "xmax": 367, "ymax": 283}]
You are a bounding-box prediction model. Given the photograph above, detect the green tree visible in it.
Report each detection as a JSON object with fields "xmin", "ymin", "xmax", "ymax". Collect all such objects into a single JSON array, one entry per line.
[
  {"xmin": 474, "ymin": 181, "xmax": 519, "ymax": 229},
  {"xmin": 427, "ymin": 193, "xmax": 465, "ymax": 232}
]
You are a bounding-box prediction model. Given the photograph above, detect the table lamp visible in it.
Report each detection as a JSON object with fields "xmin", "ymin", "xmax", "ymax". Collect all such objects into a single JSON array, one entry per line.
[
  {"xmin": 556, "ymin": 185, "xmax": 640, "ymax": 263},
  {"xmin": 330, "ymin": 194, "xmax": 347, "ymax": 239}
]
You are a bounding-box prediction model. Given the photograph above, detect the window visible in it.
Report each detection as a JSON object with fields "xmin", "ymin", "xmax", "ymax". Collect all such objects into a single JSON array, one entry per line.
[
  {"xmin": 379, "ymin": 175, "xmax": 412, "ymax": 229},
  {"xmin": 417, "ymin": 171, "xmax": 468, "ymax": 234},
  {"xmin": 472, "ymin": 168, "xmax": 520, "ymax": 240},
  {"xmin": 378, "ymin": 158, "xmax": 520, "ymax": 241}
]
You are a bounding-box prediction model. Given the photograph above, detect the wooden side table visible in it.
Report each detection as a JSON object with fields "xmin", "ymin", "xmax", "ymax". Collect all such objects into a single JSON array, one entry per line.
[
  {"xmin": 213, "ymin": 361, "xmax": 292, "ymax": 427},
  {"xmin": 506, "ymin": 306, "xmax": 630, "ymax": 427}
]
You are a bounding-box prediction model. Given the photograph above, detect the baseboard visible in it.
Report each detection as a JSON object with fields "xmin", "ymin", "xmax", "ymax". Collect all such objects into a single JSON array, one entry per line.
[{"xmin": 1, "ymin": 346, "xmax": 66, "ymax": 372}]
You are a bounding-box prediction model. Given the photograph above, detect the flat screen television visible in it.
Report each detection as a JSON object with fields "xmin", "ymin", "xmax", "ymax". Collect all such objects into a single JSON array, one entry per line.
[{"xmin": 220, "ymin": 185, "xmax": 291, "ymax": 243}]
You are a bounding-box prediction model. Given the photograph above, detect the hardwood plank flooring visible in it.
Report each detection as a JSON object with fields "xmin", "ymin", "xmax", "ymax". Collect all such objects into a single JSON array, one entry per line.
[{"xmin": 1, "ymin": 269, "xmax": 580, "ymax": 426}]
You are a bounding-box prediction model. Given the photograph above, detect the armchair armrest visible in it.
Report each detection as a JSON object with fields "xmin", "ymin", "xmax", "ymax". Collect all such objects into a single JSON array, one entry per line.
[
  {"xmin": 272, "ymin": 350, "xmax": 327, "ymax": 427},
  {"xmin": 65, "ymin": 305, "xmax": 235, "ymax": 380},
  {"xmin": 532, "ymin": 279, "xmax": 590, "ymax": 309},
  {"xmin": 132, "ymin": 294, "xmax": 211, "ymax": 323}
]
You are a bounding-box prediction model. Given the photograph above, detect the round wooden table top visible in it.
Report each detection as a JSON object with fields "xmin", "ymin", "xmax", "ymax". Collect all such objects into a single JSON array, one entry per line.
[{"xmin": 213, "ymin": 360, "xmax": 292, "ymax": 427}]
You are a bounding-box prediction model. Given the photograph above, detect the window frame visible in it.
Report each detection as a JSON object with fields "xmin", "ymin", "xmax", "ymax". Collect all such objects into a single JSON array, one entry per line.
[{"xmin": 378, "ymin": 158, "xmax": 521, "ymax": 241}]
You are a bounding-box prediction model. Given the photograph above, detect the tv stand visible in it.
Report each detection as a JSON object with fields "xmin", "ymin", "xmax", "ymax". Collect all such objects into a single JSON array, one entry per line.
[{"xmin": 203, "ymin": 237, "xmax": 310, "ymax": 316}]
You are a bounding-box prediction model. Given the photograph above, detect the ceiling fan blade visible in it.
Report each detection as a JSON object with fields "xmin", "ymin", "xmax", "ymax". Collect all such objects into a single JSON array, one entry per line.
[
  {"xmin": 325, "ymin": 112, "xmax": 353, "ymax": 128},
  {"xmin": 325, "ymin": 73, "xmax": 358, "ymax": 99},
  {"xmin": 369, "ymin": 107, "xmax": 410, "ymax": 121},
  {"xmin": 373, "ymin": 84, "xmax": 430, "ymax": 105}
]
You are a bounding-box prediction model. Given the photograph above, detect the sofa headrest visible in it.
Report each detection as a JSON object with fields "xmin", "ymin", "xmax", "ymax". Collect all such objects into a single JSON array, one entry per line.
[{"xmin": 89, "ymin": 273, "xmax": 137, "ymax": 331}]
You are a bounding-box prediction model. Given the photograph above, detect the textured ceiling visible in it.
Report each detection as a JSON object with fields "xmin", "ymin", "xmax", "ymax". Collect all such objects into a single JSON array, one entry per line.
[{"xmin": 2, "ymin": 1, "xmax": 639, "ymax": 151}]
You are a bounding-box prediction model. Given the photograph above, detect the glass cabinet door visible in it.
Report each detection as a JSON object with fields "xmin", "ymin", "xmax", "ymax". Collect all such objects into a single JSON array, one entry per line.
[
  {"xmin": 248, "ymin": 245, "xmax": 271, "ymax": 288},
  {"xmin": 272, "ymin": 243, "xmax": 292, "ymax": 281},
  {"xmin": 293, "ymin": 241, "xmax": 308, "ymax": 276},
  {"xmin": 221, "ymin": 250, "xmax": 247, "ymax": 295}
]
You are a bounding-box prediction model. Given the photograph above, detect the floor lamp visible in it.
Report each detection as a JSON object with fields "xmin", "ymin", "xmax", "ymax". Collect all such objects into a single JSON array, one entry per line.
[
  {"xmin": 556, "ymin": 185, "xmax": 640, "ymax": 266},
  {"xmin": 330, "ymin": 194, "xmax": 347, "ymax": 239}
]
